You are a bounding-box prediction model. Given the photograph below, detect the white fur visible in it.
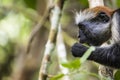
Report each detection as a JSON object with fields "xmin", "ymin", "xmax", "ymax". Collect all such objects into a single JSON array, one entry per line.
[
  {"xmin": 111, "ymin": 13, "xmax": 120, "ymax": 43},
  {"xmin": 75, "ymin": 10, "xmax": 95, "ymax": 24}
]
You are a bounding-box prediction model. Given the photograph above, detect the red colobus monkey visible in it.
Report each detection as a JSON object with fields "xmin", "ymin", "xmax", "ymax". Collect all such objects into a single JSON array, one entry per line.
[{"xmin": 71, "ymin": 6, "xmax": 120, "ymax": 68}]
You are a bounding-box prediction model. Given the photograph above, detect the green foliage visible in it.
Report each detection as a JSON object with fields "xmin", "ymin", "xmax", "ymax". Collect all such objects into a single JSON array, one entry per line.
[
  {"xmin": 0, "ymin": 1, "xmax": 34, "ymax": 79},
  {"xmin": 0, "ymin": 0, "xmax": 14, "ymax": 6},
  {"xmin": 50, "ymin": 74, "xmax": 64, "ymax": 80},
  {"xmin": 77, "ymin": 0, "xmax": 88, "ymax": 8},
  {"xmin": 116, "ymin": 0, "xmax": 120, "ymax": 7},
  {"xmin": 61, "ymin": 46, "xmax": 95, "ymax": 70},
  {"xmin": 59, "ymin": 46, "xmax": 96, "ymax": 80},
  {"xmin": 0, "ymin": 41, "xmax": 15, "ymax": 77},
  {"xmin": 114, "ymin": 70, "xmax": 120, "ymax": 80},
  {"xmin": 62, "ymin": 58, "xmax": 81, "ymax": 69},
  {"xmin": 24, "ymin": 0, "xmax": 37, "ymax": 9}
]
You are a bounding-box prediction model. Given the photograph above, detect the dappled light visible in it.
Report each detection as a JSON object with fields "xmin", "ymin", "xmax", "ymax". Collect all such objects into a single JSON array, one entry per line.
[{"xmin": 0, "ymin": 0, "xmax": 120, "ymax": 80}]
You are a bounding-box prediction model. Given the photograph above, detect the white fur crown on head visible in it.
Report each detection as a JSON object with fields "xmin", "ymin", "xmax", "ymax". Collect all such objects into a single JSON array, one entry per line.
[{"xmin": 75, "ymin": 10, "xmax": 95, "ymax": 24}]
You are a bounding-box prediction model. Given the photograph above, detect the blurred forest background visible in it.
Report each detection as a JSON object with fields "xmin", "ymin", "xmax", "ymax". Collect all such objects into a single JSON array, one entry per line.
[{"xmin": 0, "ymin": 0, "xmax": 120, "ymax": 80}]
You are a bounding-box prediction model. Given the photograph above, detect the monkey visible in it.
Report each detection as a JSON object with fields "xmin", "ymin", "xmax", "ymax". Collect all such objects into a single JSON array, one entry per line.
[{"xmin": 71, "ymin": 6, "xmax": 120, "ymax": 69}]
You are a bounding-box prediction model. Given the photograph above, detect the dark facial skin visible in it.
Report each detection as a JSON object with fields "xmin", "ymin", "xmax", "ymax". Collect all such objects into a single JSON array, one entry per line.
[{"xmin": 77, "ymin": 11, "xmax": 111, "ymax": 46}]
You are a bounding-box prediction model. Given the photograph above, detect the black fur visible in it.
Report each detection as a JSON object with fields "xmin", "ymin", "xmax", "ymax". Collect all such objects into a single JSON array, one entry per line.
[
  {"xmin": 72, "ymin": 8, "xmax": 120, "ymax": 68},
  {"xmin": 72, "ymin": 43, "xmax": 120, "ymax": 68},
  {"xmin": 77, "ymin": 16, "xmax": 111, "ymax": 46}
]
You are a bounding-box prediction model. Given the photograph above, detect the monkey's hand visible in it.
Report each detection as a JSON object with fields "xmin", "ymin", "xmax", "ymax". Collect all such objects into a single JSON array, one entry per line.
[{"xmin": 71, "ymin": 43, "xmax": 88, "ymax": 57}]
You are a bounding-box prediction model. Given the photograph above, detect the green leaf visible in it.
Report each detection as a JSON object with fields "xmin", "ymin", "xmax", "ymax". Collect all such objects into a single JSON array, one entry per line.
[
  {"xmin": 70, "ymin": 58, "xmax": 81, "ymax": 69},
  {"xmin": 61, "ymin": 58, "xmax": 81, "ymax": 69},
  {"xmin": 61, "ymin": 62, "xmax": 73, "ymax": 69},
  {"xmin": 116, "ymin": 0, "xmax": 120, "ymax": 7},
  {"xmin": 24, "ymin": 0, "xmax": 37, "ymax": 9},
  {"xmin": 61, "ymin": 46, "xmax": 95, "ymax": 70},
  {"xmin": 50, "ymin": 74, "xmax": 64, "ymax": 80},
  {"xmin": 114, "ymin": 70, "xmax": 120, "ymax": 80},
  {"xmin": 77, "ymin": 0, "xmax": 88, "ymax": 7},
  {"xmin": 80, "ymin": 46, "xmax": 95, "ymax": 63}
]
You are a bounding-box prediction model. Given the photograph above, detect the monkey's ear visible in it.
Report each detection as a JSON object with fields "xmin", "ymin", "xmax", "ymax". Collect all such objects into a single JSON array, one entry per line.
[{"xmin": 112, "ymin": 9, "xmax": 120, "ymax": 17}]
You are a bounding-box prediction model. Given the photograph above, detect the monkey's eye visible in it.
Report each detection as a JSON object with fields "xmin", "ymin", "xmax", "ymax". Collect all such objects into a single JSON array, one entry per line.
[{"xmin": 96, "ymin": 12, "xmax": 110, "ymax": 23}]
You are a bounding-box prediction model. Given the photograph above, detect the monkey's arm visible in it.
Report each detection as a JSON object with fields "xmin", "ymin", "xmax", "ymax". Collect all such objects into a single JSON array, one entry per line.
[{"xmin": 72, "ymin": 43, "xmax": 120, "ymax": 68}]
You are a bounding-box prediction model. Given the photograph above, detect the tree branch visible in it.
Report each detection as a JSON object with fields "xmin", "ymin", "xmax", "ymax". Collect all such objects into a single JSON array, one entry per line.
[
  {"xmin": 56, "ymin": 25, "xmax": 70, "ymax": 80},
  {"xmin": 38, "ymin": 0, "xmax": 65, "ymax": 80},
  {"xmin": 88, "ymin": 0, "xmax": 104, "ymax": 8}
]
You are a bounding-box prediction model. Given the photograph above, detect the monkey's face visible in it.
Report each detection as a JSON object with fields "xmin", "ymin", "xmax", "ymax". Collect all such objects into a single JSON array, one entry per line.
[{"xmin": 75, "ymin": 6, "xmax": 112, "ymax": 46}]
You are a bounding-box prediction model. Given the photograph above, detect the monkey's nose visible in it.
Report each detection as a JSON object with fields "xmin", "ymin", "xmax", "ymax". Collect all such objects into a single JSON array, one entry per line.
[
  {"xmin": 77, "ymin": 35, "xmax": 80, "ymax": 38},
  {"xmin": 77, "ymin": 30, "xmax": 87, "ymax": 43},
  {"xmin": 78, "ymin": 23, "xmax": 85, "ymax": 30}
]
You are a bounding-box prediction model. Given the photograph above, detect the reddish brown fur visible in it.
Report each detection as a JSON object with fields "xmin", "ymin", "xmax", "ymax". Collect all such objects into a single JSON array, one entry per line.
[{"xmin": 85, "ymin": 6, "xmax": 113, "ymax": 18}]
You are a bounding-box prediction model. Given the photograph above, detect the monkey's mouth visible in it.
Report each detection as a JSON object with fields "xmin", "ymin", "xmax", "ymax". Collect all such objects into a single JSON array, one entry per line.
[
  {"xmin": 78, "ymin": 29, "xmax": 89, "ymax": 44},
  {"xmin": 78, "ymin": 30, "xmax": 100, "ymax": 46},
  {"xmin": 78, "ymin": 33, "xmax": 91, "ymax": 45}
]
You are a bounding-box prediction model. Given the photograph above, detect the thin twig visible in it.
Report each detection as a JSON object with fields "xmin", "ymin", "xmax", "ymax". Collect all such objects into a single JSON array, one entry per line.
[
  {"xmin": 1, "ymin": 5, "xmax": 75, "ymax": 49},
  {"xmin": 26, "ymin": 7, "xmax": 51, "ymax": 54}
]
